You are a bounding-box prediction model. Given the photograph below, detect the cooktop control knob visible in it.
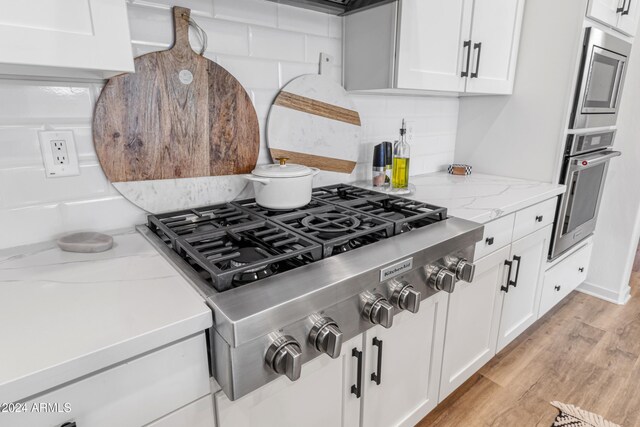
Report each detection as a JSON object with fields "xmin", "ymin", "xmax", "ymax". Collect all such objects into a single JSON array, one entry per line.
[
  {"xmin": 425, "ymin": 265, "xmax": 457, "ymax": 293},
  {"xmin": 362, "ymin": 292, "xmax": 394, "ymax": 328},
  {"xmin": 265, "ymin": 335, "xmax": 302, "ymax": 381},
  {"xmin": 445, "ymin": 256, "xmax": 476, "ymax": 282},
  {"xmin": 309, "ymin": 316, "xmax": 343, "ymax": 359},
  {"xmin": 389, "ymin": 280, "xmax": 421, "ymax": 313}
]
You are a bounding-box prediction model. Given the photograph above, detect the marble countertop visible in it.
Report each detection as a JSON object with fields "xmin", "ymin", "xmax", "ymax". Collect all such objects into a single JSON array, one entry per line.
[
  {"xmin": 360, "ymin": 172, "xmax": 566, "ymax": 224},
  {"xmin": 0, "ymin": 230, "xmax": 212, "ymax": 404}
]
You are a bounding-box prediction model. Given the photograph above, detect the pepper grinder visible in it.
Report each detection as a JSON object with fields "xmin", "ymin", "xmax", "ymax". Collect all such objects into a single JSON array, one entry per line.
[{"xmin": 372, "ymin": 144, "xmax": 386, "ymax": 187}]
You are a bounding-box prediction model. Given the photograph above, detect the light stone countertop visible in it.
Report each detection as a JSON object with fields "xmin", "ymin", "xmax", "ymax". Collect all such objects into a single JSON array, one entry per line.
[
  {"xmin": 0, "ymin": 229, "xmax": 212, "ymax": 404},
  {"xmin": 359, "ymin": 171, "xmax": 566, "ymax": 224}
]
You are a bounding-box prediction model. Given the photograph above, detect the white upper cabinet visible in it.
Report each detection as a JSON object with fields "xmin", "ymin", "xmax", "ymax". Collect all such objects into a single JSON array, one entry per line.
[
  {"xmin": 587, "ymin": 0, "xmax": 640, "ymax": 36},
  {"xmin": 344, "ymin": 0, "xmax": 525, "ymax": 95},
  {"xmin": 465, "ymin": 0, "xmax": 526, "ymax": 94},
  {"xmin": 0, "ymin": 0, "xmax": 134, "ymax": 80},
  {"xmin": 618, "ymin": 0, "xmax": 640, "ymax": 34},
  {"xmin": 588, "ymin": 0, "xmax": 625, "ymax": 27},
  {"xmin": 395, "ymin": 0, "xmax": 473, "ymax": 92}
]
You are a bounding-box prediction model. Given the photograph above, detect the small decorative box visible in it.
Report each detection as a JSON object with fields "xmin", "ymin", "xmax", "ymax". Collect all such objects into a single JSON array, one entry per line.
[{"xmin": 448, "ymin": 164, "xmax": 472, "ymax": 176}]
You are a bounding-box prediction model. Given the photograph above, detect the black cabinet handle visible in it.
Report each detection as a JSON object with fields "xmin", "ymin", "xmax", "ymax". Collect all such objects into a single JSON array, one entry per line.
[
  {"xmin": 461, "ymin": 40, "xmax": 472, "ymax": 77},
  {"xmin": 502, "ymin": 259, "xmax": 513, "ymax": 292},
  {"xmin": 60, "ymin": 423, "xmax": 77, "ymax": 427},
  {"xmin": 486, "ymin": 236, "xmax": 494, "ymax": 245},
  {"xmin": 351, "ymin": 348, "xmax": 363, "ymax": 398},
  {"xmin": 554, "ymin": 285, "xmax": 561, "ymax": 291},
  {"xmin": 511, "ymin": 255, "xmax": 522, "ymax": 288},
  {"xmin": 579, "ymin": 267, "xmax": 585, "ymax": 273},
  {"xmin": 624, "ymin": 0, "xmax": 631, "ymax": 14},
  {"xmin": 618, "ymin": 0, "xmax": 627, "ymax": 12},
  {"xmin": 371, "ymin": 337, "xmax": 383, "ymax": 386},
  {"xmin": 535, "ymin": 215, "xmax": 544, "ymax": 223},
  {"xmin": 470, "ymin": 42, "xmax": 482, "ymax": 78}
]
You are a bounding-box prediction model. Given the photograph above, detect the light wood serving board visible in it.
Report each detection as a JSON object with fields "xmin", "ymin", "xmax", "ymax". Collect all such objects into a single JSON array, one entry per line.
[
  {"xmin": 267, "ymin": 74, "xmax": 362, "ymax": 174},
  {"xmin": 93, "ymin": 6, "xmax": 259, "ymax": 183}
]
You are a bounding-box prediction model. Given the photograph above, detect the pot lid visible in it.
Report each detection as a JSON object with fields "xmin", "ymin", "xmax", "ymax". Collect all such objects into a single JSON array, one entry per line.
[{"xmin": 252, "ymin": 157, "xmax": 313, "ymax": 178}]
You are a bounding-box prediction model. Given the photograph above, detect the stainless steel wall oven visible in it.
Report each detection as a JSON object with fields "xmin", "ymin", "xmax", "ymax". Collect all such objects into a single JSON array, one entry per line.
[{"xmin": 551, "ymin": 130, "xmax": 620, "ymax": 258}]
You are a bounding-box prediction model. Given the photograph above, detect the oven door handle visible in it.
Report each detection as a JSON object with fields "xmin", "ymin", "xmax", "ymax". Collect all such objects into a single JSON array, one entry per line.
[{"xmin": 571, "ymin": 150, "xmax": 621, "ymax": 169}]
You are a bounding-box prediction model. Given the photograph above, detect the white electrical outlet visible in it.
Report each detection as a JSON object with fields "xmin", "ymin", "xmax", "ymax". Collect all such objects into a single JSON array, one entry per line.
[
  {"xmin": 51, "ymin": 140, "xmax": 69, "ymax": 165},
  {"xmin": 39, "ymin": 130, "xmax": 80, "ymax": 177}
]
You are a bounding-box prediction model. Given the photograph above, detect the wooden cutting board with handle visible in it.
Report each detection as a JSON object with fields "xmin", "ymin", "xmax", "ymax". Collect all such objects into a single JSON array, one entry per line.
[{"xmin": 93, "ymin": 6, "xmax": 259, "ymax": 182}]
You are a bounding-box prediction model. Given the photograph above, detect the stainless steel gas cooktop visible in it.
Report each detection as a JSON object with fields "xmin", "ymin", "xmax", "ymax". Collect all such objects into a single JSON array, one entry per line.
[{"xmin": 138, "ymin": 184, "xmax": 483, "ymax": 400}]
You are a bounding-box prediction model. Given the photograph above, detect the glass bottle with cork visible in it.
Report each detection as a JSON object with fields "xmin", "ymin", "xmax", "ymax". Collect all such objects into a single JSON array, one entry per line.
[{"xmin": 392, "ymin": 119, "xmax": 411, "ymax": 189}]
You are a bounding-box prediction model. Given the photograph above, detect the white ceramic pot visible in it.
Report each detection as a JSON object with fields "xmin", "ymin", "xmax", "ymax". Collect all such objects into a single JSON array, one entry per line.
[{"xmin": 243, "ymin": 159, "xmax": 320, "ymax": 210}]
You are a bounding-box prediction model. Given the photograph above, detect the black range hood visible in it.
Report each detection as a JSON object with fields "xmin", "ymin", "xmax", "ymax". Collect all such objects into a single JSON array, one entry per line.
[{"xmin": 267, "ymin": 0, "xmax": 394, "ymax": 15}]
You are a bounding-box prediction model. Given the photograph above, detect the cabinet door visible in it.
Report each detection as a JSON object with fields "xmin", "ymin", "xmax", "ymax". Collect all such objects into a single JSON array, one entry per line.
[
  {"xmin": 465, "ymin": 0, "xmax": 525, "ymax": 94},
  {"xmin": 496, "ymin": 225, "xmax": 552, "ymax": 352},
  {"xmin": 395, "ymin": 0, "xmax": 473, "ymax": 92},
  {"xmin": 215, "ymin": 335, "xmax": 362, "ymax": 427},
  {"xmin": 587, "ymin": 0, "xmax": 624, "ymax": 28},
  {"xmin": 0, "ymin": 0, "xmax": 134, "ymax": 79},
  {"xmin": 362, "ymin": 292, "xmax": 447, "ymax": 427},
  {"xmin": 617, "ymin": 0, "xmax": 640, "ymax": 35},
  {"xmin": 439, "ymin": 246, "xmax": 510, "ymax": 401}
]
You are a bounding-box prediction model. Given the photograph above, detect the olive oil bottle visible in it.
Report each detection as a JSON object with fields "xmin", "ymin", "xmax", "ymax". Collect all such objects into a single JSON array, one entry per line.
[{"xmin": 392, "ymin": 119, "xmax": 411, "ymax": 189}]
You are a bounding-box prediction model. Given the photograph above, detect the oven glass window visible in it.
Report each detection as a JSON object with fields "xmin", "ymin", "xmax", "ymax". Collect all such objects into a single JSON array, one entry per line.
[
  {"xmin": 562, "ymin": 162, "xmax": 606, "ymax": 235},
  {"xmin": 584, "ymin": 52, "xmax": 620, "ymax": 110}
]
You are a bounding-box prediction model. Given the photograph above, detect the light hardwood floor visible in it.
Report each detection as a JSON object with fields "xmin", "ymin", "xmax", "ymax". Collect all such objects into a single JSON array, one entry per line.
[{"xmin": 418, "ymin": 262, "xmax": 640, "ymax": 426}]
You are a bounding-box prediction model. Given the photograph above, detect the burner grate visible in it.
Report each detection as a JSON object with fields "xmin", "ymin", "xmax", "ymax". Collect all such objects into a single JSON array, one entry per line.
[
  {"xmin": 272, "ymin": 205, "xmax": 394, "ymax": 257},
  {"xmin": 342, "ymin": 196, "xmax": 448, "ymax": 234},
  {"xmin": 311, "ymin": 184, "xmax": 381, "ymax": 204},
  {"xmin": 148, "ymin": 203, "xmax": 263, "ymax": 248},
  {"xmin": 232, "ymin": 198, "xmax": 329, "ymax": 218},
  {"xmin": 174, "ymin": 221, "xmax": 323, "ymax": 291}
]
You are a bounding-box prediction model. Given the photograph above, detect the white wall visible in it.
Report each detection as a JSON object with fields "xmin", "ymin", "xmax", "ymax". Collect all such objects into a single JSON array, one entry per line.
[
  {"xmin": 0, "ymin": 0, "xmax": 459, "ymax": 249},
  {"xmin": 582, "ymin": 39, "xmax": 640, "ymax": 304}
]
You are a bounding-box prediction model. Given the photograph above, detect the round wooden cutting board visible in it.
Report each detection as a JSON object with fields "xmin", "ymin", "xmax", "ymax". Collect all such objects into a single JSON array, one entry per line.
[
  {"xmin": 267, "ymin": 74, "xmax": 362, "ymax": 174},
  {"xmin": 93, "ymin": 6, "xmax": 259, "ymax": 183}
]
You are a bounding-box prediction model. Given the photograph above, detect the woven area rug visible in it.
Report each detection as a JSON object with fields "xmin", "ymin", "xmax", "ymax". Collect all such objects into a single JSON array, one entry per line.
[{"xmin": 551, "ymin": 401, "xmax": 620, "ymax": 427}]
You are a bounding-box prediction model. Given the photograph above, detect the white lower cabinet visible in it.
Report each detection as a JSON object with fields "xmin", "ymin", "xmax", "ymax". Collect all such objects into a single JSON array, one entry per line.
[
  {"xmin": 539, "ymin": 240, "xmax": 593, "ymax": 317},
  {"xmin": 496, "ymin": 225, "xmax": 552, "ymax": 351},
  {"xmin": 361, "ymin": 292, "xmax": 447, "ymax": 427},
  {"xmin": 439, "ymin": 245, "xmax": 511, "ymax": 400},
  {"xmin": 4, "ymin": 334, "xmax": 211, "ymax": 427},
  {"xmin": 215, "ymin": 335, "xmax": 362, "ymax": 427}
]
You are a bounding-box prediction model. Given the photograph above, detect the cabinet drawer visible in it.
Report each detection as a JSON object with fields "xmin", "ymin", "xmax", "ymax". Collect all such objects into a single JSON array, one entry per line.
[
  {"xmin": 512, "ymin": 198, "xmax": 557, "ymax": 241},
  {"xmin": 6, "ymin": 334, "xmax": 211, "ymax": 427},
  {"xmin": 474, "ymin": 214, "xmax": 515, "ymax": 259},
  {"xmin": 539, "ymin": 241, "xmax": 593, "ymax": 317}
]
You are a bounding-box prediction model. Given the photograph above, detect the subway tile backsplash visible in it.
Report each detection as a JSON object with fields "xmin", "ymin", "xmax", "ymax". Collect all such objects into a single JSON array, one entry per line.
[{"xmin": 0, "ymin": 0, "xmax": 458, "ymax": 249}]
